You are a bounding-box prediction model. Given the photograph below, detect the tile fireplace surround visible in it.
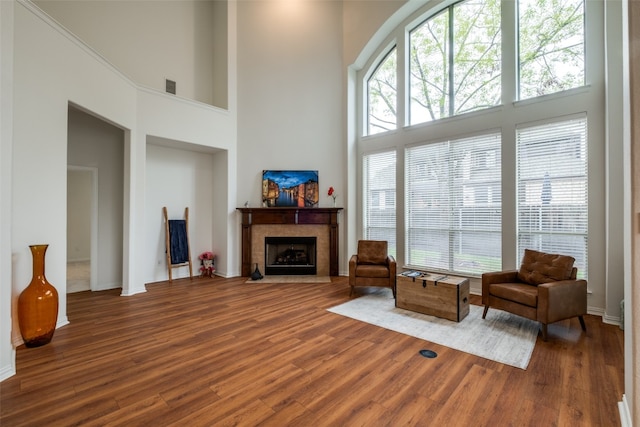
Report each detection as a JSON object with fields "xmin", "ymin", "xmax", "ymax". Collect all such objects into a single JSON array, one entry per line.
[{"xmin": 237, "ymin": 207, "xmax": 342, "ymax": 277}]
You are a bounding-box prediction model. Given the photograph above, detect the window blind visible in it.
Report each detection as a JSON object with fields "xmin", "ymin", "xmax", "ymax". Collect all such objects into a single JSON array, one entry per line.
[
  {"xmin": 516, "ymin": 116, "xmax": 588, "ymax": 277},
  {"xmin": 363, "ymin": 151, "xmax": 397, "ymax": 256},
  {"xmin": 406, "ymin": 132, "xmax": 501, "ymax": 275}
]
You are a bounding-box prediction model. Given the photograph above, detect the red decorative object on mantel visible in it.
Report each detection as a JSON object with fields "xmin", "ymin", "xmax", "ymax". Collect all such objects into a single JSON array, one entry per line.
[{"xmin": 327, "ymin": 187, "xmax": 337, "ymax": 207}]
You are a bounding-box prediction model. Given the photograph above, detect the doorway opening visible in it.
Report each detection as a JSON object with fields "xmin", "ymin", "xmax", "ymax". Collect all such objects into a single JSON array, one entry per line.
[
  {"xmin": 67, "ymin": 166, "xmax": 97, "ymax": 293},
  {"xmin": 67, "ymin": 104, "xmax": 125, "ymax": 294}
]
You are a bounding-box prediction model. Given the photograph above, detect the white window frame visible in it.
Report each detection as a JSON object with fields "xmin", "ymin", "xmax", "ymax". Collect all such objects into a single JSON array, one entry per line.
[{"xmin": 355, "ymin": 0, "xmax": 604, "ymax": 280}]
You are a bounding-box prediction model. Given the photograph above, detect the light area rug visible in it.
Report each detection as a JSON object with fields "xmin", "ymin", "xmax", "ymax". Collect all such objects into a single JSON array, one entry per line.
[
  {"xmin": 245, "ymin": 275, "xmax": 332, "ymax": 284},
  {"xmin": 327, "ymin": 288, "xmax": 539, "ymax": 370}
]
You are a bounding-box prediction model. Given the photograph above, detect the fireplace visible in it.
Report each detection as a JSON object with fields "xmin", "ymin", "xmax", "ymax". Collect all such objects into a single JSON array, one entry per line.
[
  {"xmin": 237, "ymin": 207, "xmax": 342, "ymax": 277},
  {"xmin": 265, "ymin": 237, "xmax": 317, "ymax": 275}
]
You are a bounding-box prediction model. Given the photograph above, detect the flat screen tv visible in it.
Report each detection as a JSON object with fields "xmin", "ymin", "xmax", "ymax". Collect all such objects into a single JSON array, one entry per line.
[{"xmin": 262, "ymin": 170, "xmax": 319, "ymax": 207}]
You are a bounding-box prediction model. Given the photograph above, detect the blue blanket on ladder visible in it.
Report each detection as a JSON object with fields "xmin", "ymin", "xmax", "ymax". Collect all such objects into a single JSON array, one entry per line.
[{"xmin": 169, "ymin": 220, "xmax": 189, "ymax": 264}]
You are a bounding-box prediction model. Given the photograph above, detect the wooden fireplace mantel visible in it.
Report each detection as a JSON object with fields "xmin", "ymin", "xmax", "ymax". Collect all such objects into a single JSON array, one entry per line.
[{"xmin": 237, "ymin": 207, "xmax": 343, "ymax": 277}]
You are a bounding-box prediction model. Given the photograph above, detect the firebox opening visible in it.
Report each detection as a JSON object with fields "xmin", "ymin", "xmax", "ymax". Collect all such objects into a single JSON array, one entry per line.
[{"xmin": 265, "ymin": 236, "xmax": 317, "ymax": 275}]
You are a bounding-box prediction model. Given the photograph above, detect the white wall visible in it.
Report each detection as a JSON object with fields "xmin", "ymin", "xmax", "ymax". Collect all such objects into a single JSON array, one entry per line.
[
  {"xmin": 604, "ymin": 0, "xmax": 626, "ymax": 326},
  {"xmin": 15, "ymin": 0, "xmax": 386, "ymax": 297},
  {"xmin": 145, "ymin": 143, "xmax": 216, "ymax": 283},
  {"xmin": 137, "ymin": 89, "xmax": 238, "ymax": 278},
  {"xmin": 11, "ymin": 1, "xmax": 144, "ymax": 343},
  {"xmin": 34, "ymin": 0, "xmax": 225, "ymax": 108},
  {"xmin": 1, "ymin": 0, "xmax": 237, "ymax": 379},
  {"xmin": 212, "ymin": 0, "xmax": 228, "ymax": 109},
  {"xmin": 236, "ymin": 0, "xmax": 346, "ymax": 270},
  {"xmin": 342, "ymin": 0, "xmax": 406, "ymax": 66},
  {"xmin": 626, "ymin": 1, "xmax": 638, "ymax": 423},
  {"xmin": 342, "ymin": 0, "xmax": 407, "ymax": 260},
  {"xmin": 0, "ymin": 0, "xmax": 16, "ymax": 381},
  {"xmin": 66, "ymin": 169, "xmax": 91, "ymax": 262}
]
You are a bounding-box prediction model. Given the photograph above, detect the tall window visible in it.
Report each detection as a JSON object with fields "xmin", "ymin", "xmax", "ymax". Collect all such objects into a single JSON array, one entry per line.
[
  {"xmin": 409, "ymin": 0, "xmax": 501, "ymax": 125},
  {"xmin": 364, "ymin": 151, "xmax": 396, "ymax": 256},
  {"xmin": 518, "ymin": 0, "xmax": 585, "ymax": 99},
  {"xmin": 367, "ymin": 48, "xmax": 397, "ymax": 135},
  {"xmin": 406, "ymin": 133, "xmax": 501, "ymax": 275},
  {"xmin": 359, "ymin": 0, "xmax": 600, "ymax": 278},
  {"xmin": 516, "ymin": 117, "xmax": 588, "ymax": 277}
]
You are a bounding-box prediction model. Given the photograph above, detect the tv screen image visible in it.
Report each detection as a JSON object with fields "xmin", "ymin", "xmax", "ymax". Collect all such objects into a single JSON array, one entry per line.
[{"xmin": 262, "ymin": 170, "xmax": 319, "ymax": 207}]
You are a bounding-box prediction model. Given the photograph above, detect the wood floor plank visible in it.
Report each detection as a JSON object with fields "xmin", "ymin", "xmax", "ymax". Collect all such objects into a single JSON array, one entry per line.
[
  {"xmin": 209, "ymin": 339, "xmax": 303, "ymax": 397},
  {"xmin": 211, "ymin": 398, "xmax": 275, "ymax": 427},
  {"xmin": 383, "ymin": 393, "xmax": 439, "ymax": 426},
  {"xmin": 0, "ymin": 276, "xmax": 624, "ymax": 426},
  {"xmin": 214, "ymin": 362, "xmax": 307, "ymax": 423},
  {"xmin": 513, "ymin": 398, "xmax": 560, "ymax": 426},
  {"xmin": 86, "ymin": 394, "xmax": 170, "ymax": 427},
  {"xmin": 257, "ymin": 401, "xmax": 310, "ymax": 427}
]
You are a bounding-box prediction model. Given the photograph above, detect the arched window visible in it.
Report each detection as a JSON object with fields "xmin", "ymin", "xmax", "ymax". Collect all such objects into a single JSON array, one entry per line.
[
  {"xmin": 409, "ymin": 0, "xmax": 501, "ymax": 125},
  {"xmin": 358, "ymin": 0, "xmax": 596, "ymax": 278},
  {"xmin": 518, "ymin": 0, "xmax": 585, "ymax": 99},
  {"xmin": 367, "ymin": 47, "xmax": 397, "ymax": 135}
]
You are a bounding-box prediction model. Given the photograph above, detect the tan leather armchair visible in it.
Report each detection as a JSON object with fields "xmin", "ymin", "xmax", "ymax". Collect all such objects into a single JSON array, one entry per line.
[
  {"xmin": 349, "ymin": 240, "xmax": 396, "ymax": 297},
  {"xmin": 482, "ymin": 249, "xmax": 587, "ymax": 341}
]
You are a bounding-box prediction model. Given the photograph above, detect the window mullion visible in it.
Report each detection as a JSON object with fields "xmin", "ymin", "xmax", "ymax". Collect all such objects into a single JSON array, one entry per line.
[
  {"xmin": 448, "ymin": 5, "xmax": 455, "ymax": 117},
  {"xmin": 397, "ymin": 32, "xmax": 407, "ymax": 129},
  {"xmin": 447, "ymin": 141, "xmax": 455, "ymax": 271},
  {"xmin": 502, "ymin": 0, "xmax": 517, "ymax": 104}
]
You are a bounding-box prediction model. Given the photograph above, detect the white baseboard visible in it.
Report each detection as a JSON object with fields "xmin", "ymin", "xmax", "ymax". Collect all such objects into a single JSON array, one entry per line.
[
  {"xmin": 602, "ymin": 313, "xmax": 622, "ymax": 327},
  {"xmin": 94, "ymin": 282, "xmax": 122, "ymax": 292},
  {"xmin": 618, "ymin": 395, "xmax": 632, "ymax": 427},
  {"xmin": 120, "ymin": 286, "xmax": 147, "ymax": 297},
  {"xmin": 57, "ymin": 316, "xmax": 70, "ymax": 329},
  {"xmin": 0, "ymin": 352, "xmax": 16, "ymax": 382},
  {"xmin": 587, "ymin": 305, "xmax": 604, "ymax": 317}
]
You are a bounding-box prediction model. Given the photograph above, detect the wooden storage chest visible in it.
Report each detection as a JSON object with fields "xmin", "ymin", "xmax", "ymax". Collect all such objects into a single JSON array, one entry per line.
[{"xmin": 396, "ymin": 271, "xmax": 470, "ymax": 322}]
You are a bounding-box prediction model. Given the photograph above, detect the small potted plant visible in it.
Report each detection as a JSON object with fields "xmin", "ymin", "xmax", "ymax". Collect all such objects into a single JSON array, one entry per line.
[{"xmin": 198, "ymin": 251, "xmax": 215, "ymax": 277}]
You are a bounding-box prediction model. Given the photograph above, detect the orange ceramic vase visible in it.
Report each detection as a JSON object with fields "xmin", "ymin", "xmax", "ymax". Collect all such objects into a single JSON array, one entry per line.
[{"xmin": 18, "ymin": 244, "xmax": 58, "ymax": 347}]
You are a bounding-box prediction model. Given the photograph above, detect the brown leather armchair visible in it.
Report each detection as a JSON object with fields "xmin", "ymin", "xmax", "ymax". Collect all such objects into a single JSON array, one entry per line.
[
  {"xmin": 482, "ymin": 249, "xmax": 587, "ymax": 341},
  {"xmin": 349, "ymin": 240, "xmax": 396, "ymax": 297}
]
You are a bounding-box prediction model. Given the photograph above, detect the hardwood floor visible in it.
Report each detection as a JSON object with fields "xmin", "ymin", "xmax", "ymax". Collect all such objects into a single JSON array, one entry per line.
[{"xmin": 1, "ymin": 276, "xmax": 624, "ymax": 426}]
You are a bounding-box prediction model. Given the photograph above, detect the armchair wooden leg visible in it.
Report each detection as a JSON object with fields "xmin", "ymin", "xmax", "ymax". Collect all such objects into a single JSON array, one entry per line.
[
  {"xmin": 541, "ymin": 324, "xmax": 548, "ymax": 341},
  {"xmin": 482, "ymin": 306, "xmax": 489, "ymax": 319},
  {"xmin": 578, "ymin": 315, "xmax": 587, "ymax": 332},
  {"xmin": 349, "ymin": 286, "xmax": 354, "ymax": 297}
]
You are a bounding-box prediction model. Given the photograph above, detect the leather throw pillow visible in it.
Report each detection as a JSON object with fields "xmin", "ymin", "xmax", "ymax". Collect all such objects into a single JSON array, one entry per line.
[{"xmin": 517, "ymin": 249, "xmax": 575, "ymax": 285}]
